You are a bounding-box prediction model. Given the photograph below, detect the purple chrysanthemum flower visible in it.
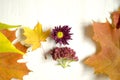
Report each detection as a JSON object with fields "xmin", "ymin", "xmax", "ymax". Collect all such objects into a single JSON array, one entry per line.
[
  {"xmin": 51, "ymin": 25, "xmax": 73, "ymax": 45},
  {"xmin": 50, "ymin": 47, "xmax": 78, "ymax": 68}
]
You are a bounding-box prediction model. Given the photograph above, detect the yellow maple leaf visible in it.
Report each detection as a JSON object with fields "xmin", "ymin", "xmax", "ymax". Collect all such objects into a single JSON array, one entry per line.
[{"xmin": 23, "ymin": 22, "xmax": 50, "ymax": 50}]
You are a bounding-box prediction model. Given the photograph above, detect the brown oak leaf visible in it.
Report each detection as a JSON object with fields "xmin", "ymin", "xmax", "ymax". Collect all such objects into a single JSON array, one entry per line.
[{"xmin": 0, "ymin": 29, "xmax": 29, "ymax": 80}]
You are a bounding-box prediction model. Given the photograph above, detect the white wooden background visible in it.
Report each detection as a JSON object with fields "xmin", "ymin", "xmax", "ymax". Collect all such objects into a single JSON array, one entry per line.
[{"xmin": 0, "ymin": 0, "xmax": 119, "ymax": 80}]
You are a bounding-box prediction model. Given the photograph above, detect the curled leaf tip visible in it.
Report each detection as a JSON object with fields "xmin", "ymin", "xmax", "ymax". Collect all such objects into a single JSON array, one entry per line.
[{"xmin": 111, "ymin": 11, "xmax": 120, "ymax": 29}]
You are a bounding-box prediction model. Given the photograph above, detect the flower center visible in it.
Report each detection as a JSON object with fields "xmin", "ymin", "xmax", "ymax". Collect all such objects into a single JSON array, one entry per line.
[{"xmin": 57, "ymin": 31, "xmax": 64, "ymax": 38}]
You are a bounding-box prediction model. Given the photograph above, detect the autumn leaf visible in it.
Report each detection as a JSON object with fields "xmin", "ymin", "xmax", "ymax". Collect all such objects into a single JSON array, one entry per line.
[
  {"xmin": 23, "ymin": 22, "xmax": 50, "ymax": 50},
  {"xmin": 1, "ymin": 29, "xmax": 28, "ymax": 53},
  {"xmin": 0, "ymin": 22, "xmax": 21, "ymax": 30},
  {"xmin": 111, "ymin": 10, "xmax": 120, "ymax": 29},
  {"xmin": 0, "ymin": 29, "xmax": 29, "ymax": 80},
  {"xmin": 0, "ymin": 53, "xmax": 29, "ymax": 80},
  {"xmin": 0, "ymin": 22, "xmax": 24, "ymax": 55},
  {"xmin": 84, "ymin": 20, "xmax": 120, "ymax": 80},
  {"xmin": 0, "ymin": 32, "xmax": 24, "ymax": 55}
]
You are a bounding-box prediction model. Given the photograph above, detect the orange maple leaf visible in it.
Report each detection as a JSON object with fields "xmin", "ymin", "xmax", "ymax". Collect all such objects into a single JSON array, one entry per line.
[
  {"xmin": 0, "ymin": 29, "xmax": 29, "ymax": 80},
  {"xmin": 0, "ymin": 53, "xmax": 29, "ymax": 80},
  {"xmin": 84, "ymin": 20, "xmax": 120, "ymax": 80}
]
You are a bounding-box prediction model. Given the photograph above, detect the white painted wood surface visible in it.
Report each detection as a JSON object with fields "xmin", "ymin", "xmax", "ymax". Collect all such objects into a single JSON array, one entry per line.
[{"xmin": 0, "ymin": 0, "xmax": 119, "ymax": 80}]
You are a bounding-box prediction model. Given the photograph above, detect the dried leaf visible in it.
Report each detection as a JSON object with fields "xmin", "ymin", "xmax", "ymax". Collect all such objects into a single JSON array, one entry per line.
[
  {"xmin": 111, "ymin": 10, "xmax": 120, "ymax": 29},
  {"xmin": 0, "ymin": 22, "xmax": 23, "ymax": 55},
  {"xmin": 1, "ymin": 29, "xmax": 28, "ymax": 53},
  {"xmin": 0, "ymin": 29, "xmax": 29, "ymax": 80},
  {"xmin": 84, "ymin": 21, "xmax": 120, "ymax": 80},
  {"xmin": 23, "ymin": 22, "xmax": 50, "ymax": 50},
  {"xmin": 0, "ymin": 22, "xmax": 20, "ymax": 30},
  {"xmin": 0, "ymin": 32, "xmax": 24, "ymax": 55},
  {"xmin": 0, "ymin": 53, "xmax": 29, "ymax": 80}
]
